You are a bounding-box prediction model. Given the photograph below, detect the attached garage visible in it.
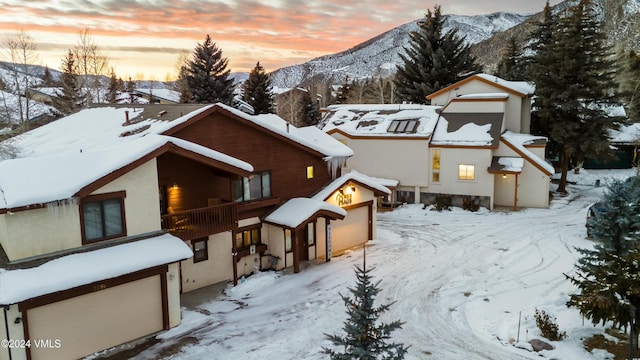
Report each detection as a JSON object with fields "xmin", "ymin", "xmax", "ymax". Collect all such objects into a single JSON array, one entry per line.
[
  {"xmin": 26, "ymin": 274, "xmax": 165, "ymax": 360},
  {"xmin": 330, "ymin": 202, "xmax": 372, "ymax": 254}
]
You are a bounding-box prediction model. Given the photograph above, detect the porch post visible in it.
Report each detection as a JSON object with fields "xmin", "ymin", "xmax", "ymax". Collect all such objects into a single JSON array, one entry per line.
[
  {"xmin": 325, "ymin": 218, "xmax": 331, "ymax": 262},
  {"xmin": 292, "ymin": 230, "xmax": 300, "ymax": 273},
  {"xmin": 513, "ymin": 173, "xmax": 519, "ymax": 211}
]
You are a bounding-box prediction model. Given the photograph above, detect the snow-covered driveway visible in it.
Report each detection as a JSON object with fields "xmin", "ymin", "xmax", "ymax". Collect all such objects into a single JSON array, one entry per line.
[{"xmin": 129, "ymin": 171, "xmax": 631, "ymax": 360}]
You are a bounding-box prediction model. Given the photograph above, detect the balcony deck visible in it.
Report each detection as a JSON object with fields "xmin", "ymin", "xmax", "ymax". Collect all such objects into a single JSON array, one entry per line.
[{"xmin": 161, "ymin": 202, "xmax": 238, "ymax": 241}]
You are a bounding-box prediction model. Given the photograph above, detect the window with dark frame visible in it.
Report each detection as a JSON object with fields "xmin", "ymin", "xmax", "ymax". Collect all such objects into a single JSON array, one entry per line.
[
  {"xmin": 81, "ymin": 192, "xmax": 126, "ymax": 243},
  {"xmin": 307, "ymin": 223, "xmax": 315, "ymax": 246},
  {"xmin": 234, "ymin": 171, "xmax": 272, "ymax": 202},
  {"xmin": 387, "ymin": 119, "xmax": 419, "ymax": 134},
  {"xmin": 192, "ymin": 238, "xmax": 208, "ymax": 263},
  {"xmin": 234, "ymin": 226, "xmax": 262, "ymax": 250}
]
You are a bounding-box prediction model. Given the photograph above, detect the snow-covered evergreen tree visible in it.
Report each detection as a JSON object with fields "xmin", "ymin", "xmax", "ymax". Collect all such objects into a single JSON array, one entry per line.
[
  {"xmin": 186, "ymin": 34, "xmax": 234, "ymax": 105},
  {"xmin": 323, "ymin": 255, "xmax": 408, "ymax": 360},
  {"xmin": 567, "ymin": 177, "xmax": 640, "ymax": 332},
  {"xmin": 530, "ymin": 0, "xmax": 625, "ymax": 193},
  {"xmin": 54, "ymin": 50, "xmax": 84, "ymax": 115},
  {"xmin": 394, "ymin": 5, "xmax": 481, "ymax": 104},
  {"xmin": 242, "ymin": 62, "xmax": 274, "ymax": 114},
  {"xmin": 495, "ymin": 37, "xmax": 527, "ymax": 80},
  {"xmin": 620, "ymin": 50, "xmax": 640, "ymax": 121}
]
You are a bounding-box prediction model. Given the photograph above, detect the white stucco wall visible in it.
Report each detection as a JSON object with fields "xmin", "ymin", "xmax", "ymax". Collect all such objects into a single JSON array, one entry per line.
[
  {"xmin": 431, "ymin": 80, "xmax": 529, "ymax": 133},
  {"xmin": 0, "ymin": 159, "xmax": 161, "ymax": 261},
  {"xmin": 332, "ymin": 134, "xmax": 430, "ymax": 188},
  {"xmin": 494, "ymin": 144, "xmax": 550, "ymax": 208},
  {"xmin": 428, "ymin": 147, "xmax": 495, "ymax": 208},
  {"xmin": 167, "ymin": 262, "xmax": 182, "ymax": 328},
  {"xmin": 92, "ymin": 159, "xmax": 161, "ymax": 237},
  {"xmin": 180, "ymin": 232, "xmax": 233, "ymax": 292}
]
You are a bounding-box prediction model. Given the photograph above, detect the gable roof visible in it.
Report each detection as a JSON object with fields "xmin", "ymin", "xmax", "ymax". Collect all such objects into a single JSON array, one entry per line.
[
  {"xmin": 320, "ymin": 104, "xmax": 440, "ymax": 139},
  {"xmin": 0, "ymin": 233, "xmax": 191, "ymax": 305},
  {"xmin": 430, "ymin": 113, "xmax": 503, "ymax": 148},
  {"xmin": 262, "ymin": 198, "xmax": 346, "ymax": 230},
  {"xmin": 312, "ymin": 170, "xmax": 391, "ymax": 202},
  {"xmin": 501, "ymin": 131, "xmax": 554, "ymax": 176},
  {"xmin": 0, "ymin": 135, "xmax": 253, "ymax": 212},
  {"xmin": 427, "ymin": 74, "xmax": 535, "ymax": 100}
]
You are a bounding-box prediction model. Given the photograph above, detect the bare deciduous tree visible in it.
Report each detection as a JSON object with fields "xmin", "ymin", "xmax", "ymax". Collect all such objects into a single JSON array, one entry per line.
[
  {"xmin": 73, "ymin": 29, "xmax": 110, "ymax": 104},
  {"xmin": 1, "ymin": 30, "xmax": 39, "ymax": 126}
]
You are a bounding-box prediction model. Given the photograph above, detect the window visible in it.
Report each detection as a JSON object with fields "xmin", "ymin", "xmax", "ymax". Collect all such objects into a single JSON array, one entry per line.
[
  {"xmin": 387, "ymin": 119, "xmax": 418, "ymax": 134},
  {"xmin": 234, "ymin": 171, "xmax": 271, "ymax": 202},
  {"xmin": 307, "ymin": 223, "xmax": 315, "ymax": 246},
  {"xmin": 285, "ymin": 229, "xmax": 292, "ymax": 253},
  {"xmin": 306, "ymin": 165, "xmax": 314, "ymax": 179},
  {"xmin": 192, "ymin": 238, "xmax": 208, "ymax": 263},
  {"xmin": 458, "ymin": 164, "xmax": 475, "ymax": 181},
  {"xmin": 234, "ymin": 226, "xmax": 261, "ymax": 250},
  {"xmin": 432, "ymin": 149, "xmax": 441, "ymax": 183},
  {"xmin": 81, "ymin": 192, "xmax": 126, "ymax": 243}
]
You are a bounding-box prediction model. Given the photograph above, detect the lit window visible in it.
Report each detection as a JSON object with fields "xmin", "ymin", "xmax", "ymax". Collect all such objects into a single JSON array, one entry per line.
[
  {"xmin": 458, "ymin": 164, "xmax": 475, "ymax": 181},
  {"xmin": 193, "ymin": 238, "xmax": 208, "ymax": 263},
  {"xmin": 307, "ymin": 165, "xmax": 314, "ymax": 179},
  {"xmin": 285, "ymin": 229, "xmax": 292, "ymax": 253},
  {"xmin": 234, "ymin": 226, "xmax": 261, "ymax": 250},
  {"xmin": 81, "ymin": 192, "xmax": 126, "ymax": 243},
  {"xmin": 432, "ymin": 149, "xmax": 441, "ymax": 183}
]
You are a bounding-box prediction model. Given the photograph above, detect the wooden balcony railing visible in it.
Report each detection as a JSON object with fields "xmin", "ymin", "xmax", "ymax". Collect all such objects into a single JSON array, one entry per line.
[{"xmin": 161, "ymin": 202, "xmax": 238, "ymax": 241}]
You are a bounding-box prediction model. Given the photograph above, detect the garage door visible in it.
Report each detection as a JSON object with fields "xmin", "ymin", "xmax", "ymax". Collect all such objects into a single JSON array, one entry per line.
[
  {"xmin": 331, "ymin": 204, "xmax": 370, "ymax": 254},
  {"xmin": 27, "ymin": 275, "xmax": 164, "ymax": 360}
]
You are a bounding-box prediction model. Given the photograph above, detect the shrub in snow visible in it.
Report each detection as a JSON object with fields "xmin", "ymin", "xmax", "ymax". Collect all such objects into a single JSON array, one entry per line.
[
  {"xmin": 433, "ymin": 195, "xmax": 452, "ymax": 211},
  {"xmin": 534, "ymin": 308, "xmax": 566, "ymax": 341}
]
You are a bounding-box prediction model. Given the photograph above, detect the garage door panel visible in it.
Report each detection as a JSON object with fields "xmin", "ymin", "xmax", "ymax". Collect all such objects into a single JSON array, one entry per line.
[
  {"xmin": 28, "ymin": 276, "xmax": 163, "ymax": 360},
  {"xmin": 331, "ymin": 206, "xmax": 369, "ymax": 254}
]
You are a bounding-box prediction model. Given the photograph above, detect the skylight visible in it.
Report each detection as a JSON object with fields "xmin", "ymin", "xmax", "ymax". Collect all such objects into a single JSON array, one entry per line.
[{"xmin": 387, "ymin": 119, "xmax": 418, "ymax": 134}]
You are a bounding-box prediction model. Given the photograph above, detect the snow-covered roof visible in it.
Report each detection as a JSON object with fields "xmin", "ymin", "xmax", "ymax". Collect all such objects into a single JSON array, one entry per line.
[
  {"xmin": 456, "ymin": 93, "xmax": 509, "ymax": 100},
  {"xmin": 134, "ymin": 88, "xmax": 181, "ymax": 103},
  {"xmin": 252, "ymin": 113, "xmax": 353, "ymax": 158},
  {"xmin": 263, "ymin": 198, "xmax": 346, "ymax": 229},
  {"xmin": 474, "ymin": 74, "xmax": 535, "ymax": 96},
  {"xmin": 609, "ymin": 123, "xmax": 640, "ymax": 144},
  {"xmin": 0, "ymin": 134, "xmax": 253, "ymax": 210},
  {"xmin": 501, "ymin": 131, "xmax": 554, "ymax": 175},
  {"xmin": 320, "ymin": 104, "xmax": 441, "ymax": 138},
  {"xmin": 0, "ymin": 233, "xmax": 192, "ymax": 305},
  {"xmin": 430, "ymin": 116, "xmax": 495, "ymax": 147},
  {"xmin": 312, "ymin": 170, "xmax": 391, "ymax": 202},
  {"xmin": 498, "ymin": 157, "xmax": 525, "ymax": 172}
]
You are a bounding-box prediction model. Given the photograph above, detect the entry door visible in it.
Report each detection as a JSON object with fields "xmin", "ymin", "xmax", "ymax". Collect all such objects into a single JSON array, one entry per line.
[{"xmin": 297, "ymin": 228, "xmax": 309, "ymax": 261}]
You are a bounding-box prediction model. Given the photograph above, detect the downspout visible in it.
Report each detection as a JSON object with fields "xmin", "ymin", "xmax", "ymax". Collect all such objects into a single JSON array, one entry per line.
[
  {"xmin": 514, "ymin": 173, "xmax": 519, "ymax": 211},
  {"xmin": 3, "ymin": 306, "xmax": 12, "ymax": 360}
]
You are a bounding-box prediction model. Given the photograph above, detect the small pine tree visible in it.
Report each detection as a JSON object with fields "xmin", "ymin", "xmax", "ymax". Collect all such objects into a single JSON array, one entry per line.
[
  {"xmin": 566, "ymin": 177, "xmax": 640, "ymax": 331},
  {"xmin": 394, "ymin": 5, "xmax": 481, "ymax": 104},
  {"xmin": 42, "ymin": 65, "xmax": 55, "ymax": 86},
  {"xmin": 242, "ymin": 61, "xmax": 274, "ymax": 114},
  {"xmin": 323, "ymin": 254, "xmax": 408, "ymax": 360},
  {"xmin": 106, "ymin": 69, "xmax": 122, "ymax": 104},
  {"xmin": 186, "ymin": 34, "xmax": 234, "ymax": 105},
  {"xmin": 54, "ymin": 50, "xmax": 84, "ymax": 115}
]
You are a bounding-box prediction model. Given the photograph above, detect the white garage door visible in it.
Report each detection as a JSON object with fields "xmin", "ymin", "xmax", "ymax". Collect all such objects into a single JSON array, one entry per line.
[
  {"xmin": 331, "ymin": 205, "xmax": 369, "ymax": 254},
  {"xmin": 27, "ymin": 275, "xmax": 164, "ymax": 360}
]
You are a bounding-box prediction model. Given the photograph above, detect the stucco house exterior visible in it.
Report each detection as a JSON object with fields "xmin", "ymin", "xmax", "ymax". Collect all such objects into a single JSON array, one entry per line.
[
  {"xmin": 0, "ymin": 103, "xmax": 387, "ymax": 359},
  {"xmin": 321, "ymin": 74, "xmax": 554, "ymax": 210}
]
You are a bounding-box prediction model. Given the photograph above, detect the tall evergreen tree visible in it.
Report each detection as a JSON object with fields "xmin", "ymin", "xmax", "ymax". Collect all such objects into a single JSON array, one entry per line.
[
  {"xmin": 42, "ymin": 65, "xmax": 55, "ymax": 86},
  {"xmin": 620, "ymin": 50, "xmax": 640, "ymax": 121},
  {"xmin": 335, "ymin": 76, "xmax": 352, "ymax": 104},
  {"xmin": 323, "ymin": 254, "xmax": 408, "ymax": 360},
  {"xmin": 394, "ymin": 5, "xmax": 481, "ymax": 104},
  {"xmin": 495, "ymin": 37, "xmax": 527, "ymax": 80},
  {"xmin": 186, "ymin": 34, "xmax": 234, "ymax": 105},
  {"xmin": 530, "ymin": 0, "xmax": 625, "ymax": 193},
  {"xmin": 242, "ymin": 62, "xmax": 274, "ymax": 114},
  {"xmin": 299, "ymin": 90, "xmax": 321, "ymax": 127},
  {"xmin": 54, "ymin": 50, "xmax": 84, "ymax": 115},
  {"xmin": 566, "ymin": 177, "xmax": 640, "ymax": 332}
]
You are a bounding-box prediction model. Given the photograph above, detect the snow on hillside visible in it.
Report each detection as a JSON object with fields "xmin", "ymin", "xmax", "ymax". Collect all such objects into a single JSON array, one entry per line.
[
  {"xmin": 270, "ymin": 12, "xmax": 530, "ymax": 88},
  {"xmin": 96, "ymin": 168, "xmax": 638, "ymax": 360}
]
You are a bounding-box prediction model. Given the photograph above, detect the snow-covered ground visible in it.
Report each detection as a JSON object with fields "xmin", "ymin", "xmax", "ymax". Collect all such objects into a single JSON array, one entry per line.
[{"xmin": 119, "ymin": 169, "xmax": 636, "ymax": 359}]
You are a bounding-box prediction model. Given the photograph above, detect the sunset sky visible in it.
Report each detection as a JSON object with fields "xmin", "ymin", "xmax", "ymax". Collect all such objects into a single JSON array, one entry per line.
[{"xmin": 0, "ymin": 1, "xmax": 561, "ymax": 80}]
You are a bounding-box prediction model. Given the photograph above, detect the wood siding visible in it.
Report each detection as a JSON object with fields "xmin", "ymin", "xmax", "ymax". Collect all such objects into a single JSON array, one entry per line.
[{"xmin": 169, "ymin": 112, "xmax": 333, "ymax": 207}]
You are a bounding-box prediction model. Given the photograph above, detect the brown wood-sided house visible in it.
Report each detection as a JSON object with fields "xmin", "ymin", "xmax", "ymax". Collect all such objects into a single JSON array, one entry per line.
[{"xmin": 0, "ymin": 103, "xmax": 387, "ymax": 360}]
